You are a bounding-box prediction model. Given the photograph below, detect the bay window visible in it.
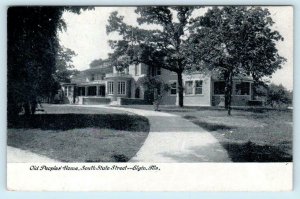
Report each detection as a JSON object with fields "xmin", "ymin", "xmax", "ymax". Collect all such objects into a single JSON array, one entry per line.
[
  {"xmin": 117, "ymin": 81, "xmax": 126, "ymax": 95},
  {"xmin": 108, "ymin": 81, "xmax": 114, "ymax": 95}
]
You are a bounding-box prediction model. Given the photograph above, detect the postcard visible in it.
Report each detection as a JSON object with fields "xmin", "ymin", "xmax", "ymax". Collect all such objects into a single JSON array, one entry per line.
[{"xmin": 7, "ymin": 5, "xmax": 293, "ymax": 191}]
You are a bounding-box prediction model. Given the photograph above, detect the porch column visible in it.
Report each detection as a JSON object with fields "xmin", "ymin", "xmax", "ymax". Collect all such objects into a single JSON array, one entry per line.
[
  {"xmin": 249, "ymin": 82, "xmax": 252, "ymax": 99},
  {"xmin": 96, "ymin": 85, "xmax": 99, "ymax": 96},
  {"xmin": 66, "ymin": 86, "xmax": 69, "ymax": 96},
  {"xmin": 85, "ymin": 86, "xmax": 88, "ymax": 96}
]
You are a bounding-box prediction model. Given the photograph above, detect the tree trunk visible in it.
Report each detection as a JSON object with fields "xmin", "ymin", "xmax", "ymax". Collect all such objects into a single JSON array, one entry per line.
[
  {"xmin": 252, "ymin": 83, "xmax": 256, "ymax": 100},
  {"xmin": 177, "ymin": 72, "xmax": 184, "ymax": 107},
  {"xmin": 224, "ymin": 71, "xmax": 233, "ymax": 116},
  {"xmin": 24, "ymin": 101, "xmax": 31, "ymax": 116},
  {"xmin": 153, "ymin": 88, "xmax": 159, "ymax": 111},
  {"xmin": 30, "ymin": 100, "xmax": 37, "ymax": 115},
  {"xmin": 251, "ymin": 74, "xmax": 259, "ymax": 100},
  {"xmin": 7, "ymin": 99, "xmax": 21, "ymax": 123}
]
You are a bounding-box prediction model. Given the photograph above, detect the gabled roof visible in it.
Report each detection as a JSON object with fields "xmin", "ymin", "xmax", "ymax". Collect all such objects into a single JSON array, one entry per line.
[{"xmin": 83, "ymin": 66, "xmax": 113, "ymax": 74}]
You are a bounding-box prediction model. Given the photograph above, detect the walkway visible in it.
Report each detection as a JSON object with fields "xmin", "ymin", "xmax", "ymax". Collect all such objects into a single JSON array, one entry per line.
[
  {"xmin": 79, "ymin": 105, "xmax": 231, "ymax": 162},
  {"xmin": 8, "ymin": 105, "xmax": 231, "ymax": 163}
]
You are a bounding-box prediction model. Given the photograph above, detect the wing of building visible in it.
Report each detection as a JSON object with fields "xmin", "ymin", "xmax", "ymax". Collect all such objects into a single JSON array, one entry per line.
[{"xmin": 61, "ymin": 61, "xmax": 256, "ymax": 107}]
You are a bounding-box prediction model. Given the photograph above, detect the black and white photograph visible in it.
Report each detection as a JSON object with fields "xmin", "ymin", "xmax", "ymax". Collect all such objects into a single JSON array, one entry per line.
[{"xmin": 6, "ymin": 5, "xmax": 293, "ymax": 191}]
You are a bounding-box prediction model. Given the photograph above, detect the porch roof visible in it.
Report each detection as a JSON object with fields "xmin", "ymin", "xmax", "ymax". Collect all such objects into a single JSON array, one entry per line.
[
  {"xmin": 211, "ymin": 73, "xmax": 253, "ymax": 82},
  {"xmin": 76, "ymin": 80, "xmax": 106, "ymax": 86}
]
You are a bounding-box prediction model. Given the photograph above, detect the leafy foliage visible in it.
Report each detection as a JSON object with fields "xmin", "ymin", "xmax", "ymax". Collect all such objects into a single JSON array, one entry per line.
[
  {"xmin": 187, "ymin": 6, "xmax": 286, "ymax": 114},
  {"xmin": 54, "ymin": 45, "xmax": 78, "ymax": 83},
  {"xmin": 266, "ymin": 84, "xmax": 292, "ymax": 107},
  {"xmin": 7, "ymin": 6, "xmax": 91, "ymax": 118},
  {"xmin": 89, "ymin": 58, "xmax": 105, "ymax": 68},
  {"xmin": 140, "ymin": 77, "xmax": 170, "ymax": 111},
  {"xmin": 106, "ymin": 6, "xmax": 204, "ymax": 107}
]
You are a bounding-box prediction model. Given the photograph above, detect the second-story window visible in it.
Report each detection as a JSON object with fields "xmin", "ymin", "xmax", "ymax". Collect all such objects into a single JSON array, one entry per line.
[
  {"xmin": 108, "ymin": 82, "xmax": 114, "ymax": 95},
  {"xmin": 117, "ymin": 81, "xmax": 126, "ymax": 95},
  {"xmin": 91, "ymin": 74, "xmax": 95, "ymax": 81}
]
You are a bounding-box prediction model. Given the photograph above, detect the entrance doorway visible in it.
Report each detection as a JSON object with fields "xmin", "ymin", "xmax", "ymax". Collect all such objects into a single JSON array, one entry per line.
[
  {"xmin": 135, "ymin": 87, "xmax": 140, "ymax": 98},
  {"xmin": 98, "ymin": 85, "xmax": 105, "ymax": 97}
]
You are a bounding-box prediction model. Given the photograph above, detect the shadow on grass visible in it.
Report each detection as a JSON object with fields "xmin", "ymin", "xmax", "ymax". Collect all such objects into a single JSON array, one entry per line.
[
  {"xmin": 183, "ymin": 116, "xmax": 292, "ymax": 162},
  {"xmin": 221, "ymin": 141, "xmax": 292, "ymax": 162},
  {"xmin": 8, "ymin": 114, "xmax": 149, "ymax": 132},
  {"xmin": 190, "ymin": 120, "xmax": 233, "ymax": 131}
]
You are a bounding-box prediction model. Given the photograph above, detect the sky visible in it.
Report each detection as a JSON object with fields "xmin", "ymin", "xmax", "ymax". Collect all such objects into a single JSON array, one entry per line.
[{"xmin": 58, "ymin": 6, "xmax": 293, "ymax": 90}]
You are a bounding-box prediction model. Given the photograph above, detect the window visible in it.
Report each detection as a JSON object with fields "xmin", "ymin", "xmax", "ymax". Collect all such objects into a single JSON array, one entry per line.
[
  {"xmin": 214, "ymin": 81, "xmax": 225, "ymax": 95},
  {"xmin": 150, "ymin": 66, "xmax": 161, "ymax": 76},
  {"xmin": 94, "ymin": 74, "xmax": 99, "ymax": 80},
  {"xmin": 108, "ymin": 82, "xmax": 114, "ymax": 95},
  {"xmin": 68, "ymin": 86, "xmax": 73, "ymax": 96},
  {"xmin": 90, "ymin": 74, "xmax": 95, "ymax": 81},
  {"xmin": 64, "ymin": 86, "xmax": 68, "ymax": 96},
  {"xmin": 170, "ymin": 82, "xmax": 177, "ymax": 95},
  {"xmin": 117, "ymin": 81, "xmax": 126, "ymax": 95},
  {"xmin": 235, "ymin": 82, "xmax": 250, "ymax": 95},
  {"xmin": 156, "ymin": 67, "xmax": 161, "ymax": 75},
  {"xmin": 195, "ymin": 80, "xmax": 203, "ymax": 94},
  {"xmin": 185, "ymin": 81, "xmax": 193, "ymax": 95}
]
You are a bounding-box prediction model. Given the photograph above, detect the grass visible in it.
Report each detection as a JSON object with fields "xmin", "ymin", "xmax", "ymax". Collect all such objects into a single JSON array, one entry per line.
[
  {"xmin": 180, "ymin": 109, "xmax": 292, "ymax": 162},
  {"xmin": 122, "ymin": 105, "xmax": 293, "ymax": 162},
  {"xmin": 7, "ymin": 104, "xmax": 150, "ymax": 162}
]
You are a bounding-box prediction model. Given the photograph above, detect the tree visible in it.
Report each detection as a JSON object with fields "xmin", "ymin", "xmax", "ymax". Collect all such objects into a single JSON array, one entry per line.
[
  {"xmin": 49, "ymin": 45, "xmax": 79, "ymax": 102},
  {"xmin": 7, "ymin": 6, "xmax": 90, "ymax": 119},
  {"xmin": 140, "ymin": 77, "xmax": 170, "ymax": 111},
  {"xmin": 188, "ymin": 6, "xmax": 286, "ymax": 115},
  {"xmin": 54, "ymin": 45, "xmax": 78, "ymax": 83},
  {"xmin": 89, "ymin": 58, "xmax": 105, "ymax": 68},
  {"xmin": 267, "ymin": 84, "xmax": 292, "ymax": 107},
  {"xmin": 106, "ymin": 6, "xmax": 204, "ymax": 107}
]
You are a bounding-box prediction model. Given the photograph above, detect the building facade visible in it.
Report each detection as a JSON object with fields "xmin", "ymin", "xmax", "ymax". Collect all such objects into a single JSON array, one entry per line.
[{"xmin": 61, "ymin": 63, "xmax": 254, "ymax": 106}]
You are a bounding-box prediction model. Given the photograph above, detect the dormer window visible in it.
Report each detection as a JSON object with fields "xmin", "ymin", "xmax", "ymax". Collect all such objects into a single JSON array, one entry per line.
[{"xmin": 91, "ymin": 74, "xmax": 95, "ymax": 81}]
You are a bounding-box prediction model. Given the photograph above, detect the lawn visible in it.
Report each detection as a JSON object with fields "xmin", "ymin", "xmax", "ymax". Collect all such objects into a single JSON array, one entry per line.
[
  {"xmin": 7, "ymin": 104, "xmax": 150, "ymax": 162},
  {"xmin": 122, "ymin": 105, "xmax": 293, "ymax": 162},
  {"xmin": 180, "ymin": 109, "xmax": 292, "ymax": 162}
]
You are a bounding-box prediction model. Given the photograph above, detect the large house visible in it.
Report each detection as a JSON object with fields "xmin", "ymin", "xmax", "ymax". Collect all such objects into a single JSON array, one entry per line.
[{"xmin": 61, "ymin": 62, "xmax": 254, "ymax": 106}]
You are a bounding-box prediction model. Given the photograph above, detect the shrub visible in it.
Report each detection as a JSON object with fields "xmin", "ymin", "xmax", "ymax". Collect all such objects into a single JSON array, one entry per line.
[{"xmin": 266, "ymin": 84, "xmax": 292, "ymax": 107}]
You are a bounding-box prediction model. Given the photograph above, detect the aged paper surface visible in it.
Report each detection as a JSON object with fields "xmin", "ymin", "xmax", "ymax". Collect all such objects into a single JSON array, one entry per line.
[{"xmin": 7, "ymin": 163, "xmax": 293, "ymax": 191}]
